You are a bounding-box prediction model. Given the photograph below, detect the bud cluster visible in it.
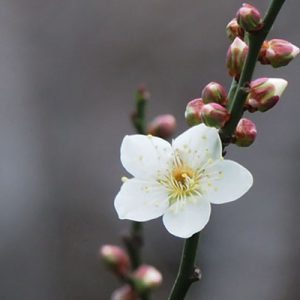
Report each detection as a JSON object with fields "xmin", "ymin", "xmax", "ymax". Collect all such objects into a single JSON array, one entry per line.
[
  {"xmin": 184, "ymin": 77, "xmax": 289, "ymax": 148},
  {"xmin": 185, "ymin": 82, "xmax": 230, "ymax": 129},
  {"xmin": 100, "ymin": 245, "xmax": 162, "ymax": 298},
  {"xmin": 220, "ymin": 2, "xmax": 298, "ymax": 147},
  {"xmin": 226, "ymin": 4, "xmax": 299, "ymax": 76}
]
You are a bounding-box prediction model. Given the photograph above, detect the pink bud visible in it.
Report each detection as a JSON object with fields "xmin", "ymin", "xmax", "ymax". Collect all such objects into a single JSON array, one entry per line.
[
  {"xmin": 201, "ymin": 103, "xmax": 230, "ymax": 129},
  {"xmin": 184, "ymin": 98, "xmax": 205, "ymax": 126},
  {"xmin": 100, "ymin": 245, "xmax": 130, "ymax": 276},
  {"xmin": 226, "ymin": 18, "xmax": 244, "ymax": 41},
  {"xmin": 202, "ymin": 82, "xmax": 228, "ymax": 106},
  {"xmin": 111, "ymin": 285, "xmax": 138, "ymax": 300},
  {"xmin": 136, "ymin": 84, "xmax": 150, "ymax": 101},
  {"xmin": 132, "ymin": 265, "xmax": 162, "ymax": 293},
  {"xmin": 234, "ymin": 118, "xmax": 257, "ymax": 147},
  {"xmin": 147, "ymin": 114, "xmax": 176, "ymax": 139},
  {"xmin": 226, "ymin": 37, "xmax": 249, "ymax": 79},
  {"xmin": 246, "ymin": 78, "xmax": 288, "ymax": 112},
  {"xmin": 259, "ymin": 39, "xmax": 300, "ymax": 68},
  {"xmin": 236, "ymin": 3, "xmax": 263, "ymax": 32}
]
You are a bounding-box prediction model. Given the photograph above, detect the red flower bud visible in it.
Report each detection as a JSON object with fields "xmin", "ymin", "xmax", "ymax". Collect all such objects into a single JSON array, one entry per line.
[
  {"xmin": 226, "ymin": 37, "xmax": 249, "ymax": 79},
  {"xmin": 234, "ymin": 118, "xmax": 257, "ymax": 147},
  {"xmin": 259, "ymin": 39, "xmax": 300, "ymax": 68},
  {"xmin": 100, "ymin": 245, "xmax": 130, "ymax": 276},
  {"xmin": 132, "ymin": 265, "xmax": 162, "ymax": 293},
  {"xmin": 245, "ymin": 77, "xmax": 288, "ymax": 112},
  {"xmin": 201, "ymin": 103, "xmax": 230, "ymax": 129},
  {"xmin": 111, "ymin": 285, "xmax": 138, "ymax": 300},
  {"xmin": 147, "ymin": 114, "xmax": 176, "ymax": 139},
  {"xmin": 184, "ymin": 98, "xmax": 205, "ymax": 126},
  {"xmin": 236, "ymin": 3, "xmax": 263, "ymax": 32},
  {"xmin": 226, "ymin": 18, "xmax": 244, "ymax": 41},
  {"xmin": 136, "ymin": 84, "xmax": 150, "ymax": 101},
  {"xmin": 202, "ymin": 82, "xmax": 228, "ymax": 106}
]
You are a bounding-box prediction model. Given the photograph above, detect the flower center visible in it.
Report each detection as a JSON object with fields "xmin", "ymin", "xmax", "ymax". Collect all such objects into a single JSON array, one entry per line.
[
  {"xmin": 172, "ymin": 166, "xmax": 194, "ymax": 184},
  {"xmin": 158, "ymin": 154, "xmax": 202, "ymax": 207}
]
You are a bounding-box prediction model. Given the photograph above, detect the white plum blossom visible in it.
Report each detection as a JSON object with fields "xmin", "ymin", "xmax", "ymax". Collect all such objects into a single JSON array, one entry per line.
[{"xmin": 114, "ymin": 124, "xmax": 253, "ymax": 238}]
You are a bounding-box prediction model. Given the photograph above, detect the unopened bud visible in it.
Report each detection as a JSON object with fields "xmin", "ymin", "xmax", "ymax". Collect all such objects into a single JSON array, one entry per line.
[
  {"xmin": 100, "ymin": 245, "xmax": 130, "ymax": 276},
  {"xmin": 148, "ymin": 114, "xmax": 176, "ymax": 139},
  {"xmin": 132, "ymin": 265, "xmax": 162, "ymax": 293},
  {"xmin": 111, "ymin": 285, "xmax": 138, "ymax": 300},
  {"xmin": 202, "ymin": 82, "xmax": 228, "ymax": 106},
  {"xmin": 226, "ymin": 37, "xmax": 249, "ymax": 79},
  {"xmin": 234, "ymin": 118, "xmax": 257, "ymax": 147},
  {"xmin": 236, "ymin": 3, "xmax": 263, "ymax": 32},
  {"xmin": 184, "ymin": 98, "xmax": 205, "ymax": 126},
  {"xmin": 246, "ymin": 78, "xmax": 288, "ymax": 112},
  {"xmin": 226, "ymin": 18, "xmax": 244, "ymax": 41},
  {"xmin": 259, "ymin": 39, "xmax": 300, "ymax": 68},
  {"xmin": 136, "ymin": 84, "xmax": 150, "ymax": 102},
  {"xmin": 201, "ymin": 103, "xmax": 230, "ymax": 129}
]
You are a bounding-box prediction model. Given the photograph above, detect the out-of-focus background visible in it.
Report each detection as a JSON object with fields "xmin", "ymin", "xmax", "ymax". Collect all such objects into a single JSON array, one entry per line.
[{"xmin": 0, "ymin": 0, "xmax": 299, "ymax": 299}]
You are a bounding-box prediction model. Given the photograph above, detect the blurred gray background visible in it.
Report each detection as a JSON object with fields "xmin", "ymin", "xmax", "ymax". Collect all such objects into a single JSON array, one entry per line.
[{"xmin": 0, "ymin": 0, "xmax": 299, "ymax": 299}]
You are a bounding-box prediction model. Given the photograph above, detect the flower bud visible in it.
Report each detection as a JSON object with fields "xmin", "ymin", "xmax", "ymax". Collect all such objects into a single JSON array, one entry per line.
[
  {"xmin": 246, "ymin": 78, "xmax": 288, "ymax": 112},
  {"xmin": 201, "ymin": 103, "xmax": 230, "ymax": 129},
  {"xmin": 136, "ymin": 84, "xmax": 150, "ymax": 102},
  {"xmin": 201, "ymin": 82, "xmax": 228, "ymax": 106},
  {"xmin": 226, "ymin": 37, "xmax": 249, "ymax": 79},
  {"xmin": 100, "ymin": 245, "xmax": 130, "ymax": 276},
  {"xmin": 184, "ymin": 98, "xmax": 205, "ymax": 126},
  {"xmin": 236, "ymin": 3, "xmax": 263, "ymax": 32},
  {"xmin": 147, "ymin": 114, "xmax": 176, "ymax": 139},
  {"xmin": 111, "ymin": 285, "xmax": 138, "ymax": 300},
  {"xmin": 234, "ymin": 118, "xmax": 257, "ymax": 147},
  {"xmin": 226, "ymin": 18, "xmax": 244, "ymax": 41},
  {"xmin": 132, "ymin": 265, "xmax": 162, "ymax": 293},
  {"xmin": 259, "ymin": 39, "xmax": 300, "ymax": 68}
]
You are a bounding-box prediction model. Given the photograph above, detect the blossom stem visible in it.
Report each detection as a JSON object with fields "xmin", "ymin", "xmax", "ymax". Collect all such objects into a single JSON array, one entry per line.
[
  {"xmin": 168, "ymin": 232, "xmax": 201, "ymax": 300},
  {"xmin": 221, "ymin": 0, "xmax": 286, "ymax": 139},
  {"xmin": 227, "ymin": 78, "xmax": 238, "ymax": 103},
  {"xmin": 168, "ymin": 1, "xmax": 286, "ymax": 299},
  {"xmin": 124, "ymin": 88, "xmax": 148, "ymax": 269}
]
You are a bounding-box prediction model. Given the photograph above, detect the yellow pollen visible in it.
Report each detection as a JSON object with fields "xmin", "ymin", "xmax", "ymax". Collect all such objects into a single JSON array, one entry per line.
[
  {"xmin": 121, "ymin": 176, "xmax": 128, "ymax": 182},
  {"xmin": 172, "ymin": 166, "xmax": 194, "ymax": 184}
]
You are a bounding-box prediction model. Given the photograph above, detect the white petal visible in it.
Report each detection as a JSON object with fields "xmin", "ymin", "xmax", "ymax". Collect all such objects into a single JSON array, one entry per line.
[
  {"xmin": 114, "ymin": 178, "xmax": 169, "ymax": 222},
  {"xmin": 291, "ymin": 44, "xmax": 300, "ymax": 57},
  {"xmin": 121, "ymin": 134, "xmax": 173, "ymax": 179},
  {"xmin": 172, "ymin": 124, "xmax": 222, "ymax": 168},
  {"xmin": 231, "ymin": 37, "xmax": 248, "ymax": 51},
  {"xmin": 162, "ymin": 197, "xmax": 211, "ymax": 238},
  {"xmin": 203, "ymin": 159, "xmax": 253, "ymax": 204},
  {"xmin": 267, "ymin": 78, "xmax": 288, "ymax": 96}
]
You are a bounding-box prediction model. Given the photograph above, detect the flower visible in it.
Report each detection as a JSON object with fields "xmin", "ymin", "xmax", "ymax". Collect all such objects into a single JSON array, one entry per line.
[{"xmin": 115, "ymin": 124, "xmax": 253, "ymax": 238}]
